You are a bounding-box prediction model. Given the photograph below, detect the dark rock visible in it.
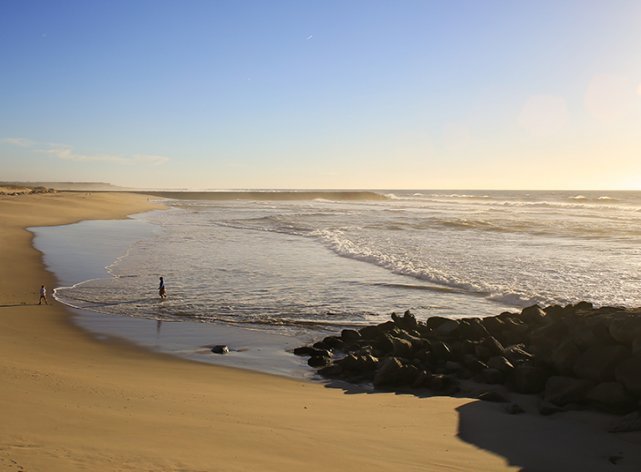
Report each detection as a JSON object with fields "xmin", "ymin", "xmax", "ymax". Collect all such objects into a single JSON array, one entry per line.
[
  {"xmin": 529, "ymin": 321, "xmax": 568, "ymax": 353},
  {"xmin": 373, "ymin": 357, "xmax": 416, "ymax": 387},
  {"xmin": 389, "ymin": 336, "xmax": 413, "ymax": 358},
  {"xmin": 609, "ymin": 315, "xmax": 641, "ymax": 346},
  {"xmin": 543, "ymin": 376, "xmax": 593, "ymax": 406},
  {"xmin": 394, "ymin": 331, "xmax": 427, "ymax": 351},
  {"xmin": 487, "ymin": 356, "xmax": 514, "ymax": 374},
  {"xmin": 428, "ymin": 373, "xmax": 459, "ymax": 394},
  {"xmin": 391, "ymin": 310, "xmax": 418, "ymax": 331},
  {"xmin": 318, "ymin": 364, "xmax": 343, "ymax": 377},
  {"xmin": 462, "ymin": 354, "xmax": 488, "ymax": 373},
  {"xmin": 481, "ymin": 316, "xmax": 505, "ymax": 337},
  {"xmin": 293, "ymin": 346, "xmax": 314, "ymax": 356},
  {"xmin": 308, "ymin": 355, "xmax": 331, "ymax": 368},
  {"xmin": 459, "ymin": 318, "xmax": 490, "ymax": 340},
  {"xmin": 412, "ymin": 369, "xmax": 430, "ymax": 388},
  {"xmin": 474, "ymin": 344, "xmax": 493, "ymax": 362},
  {"xmin": 614, "ymin": 353, "xmax": 641, "ymax": 394},
  {"xmin": 312, "ymin": 340, "xmax": 332, "ymax": 351},
  {"xmin": 322, "ymin": 336, "xmax": 345, "ymax": 350},
  {"xmin": 425, "ymin": 316, "xmax": 450, "ymax": 331},
  {"xmin": 521, "ymin": 305, "xmax": 547, "ymax": 324},
  {"xmin": 340, "ymin": 329, "xmax": 361, "ymax": 343},
  {"xmin": 502, "ymin": 344, "xmax": 533, "ymax": 365},
  {"xmin": 435, "ymin": 319, "xmax": 460, "ymax": 338},
  {"xmin": 293, "ymin": 346, "xmax": 331, "ymax": 358},
  {"xmin": 573, "ymin": 344, "xmax": 629, "ymax": 382},
  {"xmin": 338, "ymin": 353, "xmax": 379, "ymax": 373},
  {"xmin": 544, "ymin": 304, "xmax": 564, "ymax": 318},
  {"xmin": 211, "ymin": 345, "xmax": 230, "ymax": 354},
  {"xmin": 444, "ymin": 361, "xmax": 463, "ymax": 374},
  {"xmin": 587, "ymin": 382, "xmax": 636, "ymax": 413},
  {"xmin": 431, "ymin": 340, "xmax": 452, "ymax": 361},
  {"xmin": 512, "ymin": 365, "xmax": 549, "ymax": 394},
  {"xmin": 358, "ymin": 325, "xmax": 382, "ymax": 340},
  {"xmin": 481, "ymin": 336, "xmax": 505, "ymax": 357},
  {"xmin": 478, "ymin": 391, "xmax": 509, "ymax": 403},
  {"xmin": 573, "ymin": 301, "xmax": 594, "ymax": 313},
  {"xmin": 478, "ymin": 368, "xmax": 504, "ymax": 384},
  {"xmin": 500, "ymin": 319, "xmax": 530, "ymax": 345},
  {"xmin": 549, "ymin": 340, "xmax": 581, "ymax": 375}
]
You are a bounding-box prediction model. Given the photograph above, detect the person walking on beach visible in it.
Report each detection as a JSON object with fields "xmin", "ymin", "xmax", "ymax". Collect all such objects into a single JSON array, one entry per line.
[
  {"xmin": 159, "ymin": 276, "xmax": 167, "ymax": 299},
  {"xmin": 38, "ymin": 284, "xmax": 48, "ymax": 305}
]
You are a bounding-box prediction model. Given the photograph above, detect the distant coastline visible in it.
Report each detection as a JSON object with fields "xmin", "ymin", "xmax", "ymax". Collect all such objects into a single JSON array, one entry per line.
[{"xmin": 134, "ymin": 190, "xmax": 388, "ymax": 201}]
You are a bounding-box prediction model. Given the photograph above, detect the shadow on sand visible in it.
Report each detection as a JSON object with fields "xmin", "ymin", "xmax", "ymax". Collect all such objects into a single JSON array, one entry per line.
[{"xmin": 322, "ymin": 380, "xmax": 641, "ymax": 471}]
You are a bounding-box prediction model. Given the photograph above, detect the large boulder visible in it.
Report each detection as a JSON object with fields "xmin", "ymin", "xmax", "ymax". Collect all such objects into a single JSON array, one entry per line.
[
  {"xmin": 503, "ymin": 344, "xmax": 533, "ymax": 365},
  {"xmin": 459, "ymin": 318, "xmax": 490, "ymax": 340},
  {"xmin": 477, "ymin": 368, "xmax": 504, "ymax": 385},
  {"xmin": 543, "ymin": 376, "xmax": 593, "ymax": 406},
  {"xmin": 427, "ymin": 373, "xmax": 459, "ymax": 394},
  {"xmin": 340, "ymin": 329, "xmax": 361, "ymax": 343},
  {"xmin": 586, "ymin": 382, "xmax": 636, "ymax": 413},
  {"xmin": 481, "ymin": 316, "xmax": 505, "ymax": 337},
  {"xmin": 308, "ymin": 355, "xmax": 331, "ymax": 368},
  {"xmin": 573, "ymin": 345, "xmax": 630, "ymax": 382},
  {"xmin": 430, "ymin": 340, "xmax": 452, "ymax": 361},
  {"xmin": 512, "ymin": 364, "xmax": 549, "ymax": 394},
  {"xmin": 389, "ymin": 336, "xmax": 414, "ymax": 358},
  {"xmin": 322, "ymin": 336, "xmax": 345, "ymax": 350},
  {"xmin": 614, "ymin": 353, "xmax": 641, "ymax": 394},
  {"xmin": 338, "ymin": 353, "xmax": 379, "ymax": 373},
  {"xmin": 391, "ymin": 310, "xmax": 418, "ymax": 331},
  {"xmin": 549, "ymin": 340, "xmax": 581, "ymax": 375},
  {"xmin": 435, "ymin": 319, "xmax": 461, "ymax": 338},
  {"xmin": 520, "ymin": 305, "xmax": 547, "ymax": 324},
  {"xmin": 474, "ymin": 336, "xmax": 504, "ymax": 361},
  {"xmin": 487, "ymin": 355, "xmax": 514, "ymax": 374},
  {"xmin": 373, "ymin": 357, "xmax": 417, "ymax": 387},
  {"xmin": 529, "ymin": 320, "xmax": 568, "ymax": 347},
  {"xmin": 609, "ymin": 315, "xmax": 641, "ymax": 346},
  {"xmin": 293, "ymin": 346, "xmax": 331, "ymax": 357}
]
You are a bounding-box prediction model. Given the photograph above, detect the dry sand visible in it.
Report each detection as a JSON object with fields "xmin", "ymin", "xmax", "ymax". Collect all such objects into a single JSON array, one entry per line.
[{"xmin": 0, "ymin": 191, "xmax": 638, "ymax": 471}]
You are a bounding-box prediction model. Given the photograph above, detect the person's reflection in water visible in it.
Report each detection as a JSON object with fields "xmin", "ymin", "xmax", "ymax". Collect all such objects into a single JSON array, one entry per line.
[{"xmin": 156, "ymin": 319, "xmax": 163, "ymax": 336}]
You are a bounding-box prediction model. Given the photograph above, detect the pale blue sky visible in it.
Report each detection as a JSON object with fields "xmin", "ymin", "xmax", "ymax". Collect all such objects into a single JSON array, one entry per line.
[{"xmin": 1, "ymin": 0, "xmax": 641, "ymax": 189}]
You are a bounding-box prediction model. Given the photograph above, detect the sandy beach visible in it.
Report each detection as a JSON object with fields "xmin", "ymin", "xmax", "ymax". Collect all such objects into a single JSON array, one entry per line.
[{"xmin": 1, "ymin": 192, "xmax": 640, "ymax": 471}]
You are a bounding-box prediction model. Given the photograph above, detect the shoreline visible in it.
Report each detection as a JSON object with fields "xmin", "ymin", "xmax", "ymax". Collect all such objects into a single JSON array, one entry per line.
[
  {"xmin": 31, "ymin": 209, "xmax": 316, "ymax": 379},
  {"xmin": 0, "ymin": 192, "xmax": 516, "ymax": 471},
  {"xmin": 2, "ymin": 191, "xmax": 639, "ymax": 471}
]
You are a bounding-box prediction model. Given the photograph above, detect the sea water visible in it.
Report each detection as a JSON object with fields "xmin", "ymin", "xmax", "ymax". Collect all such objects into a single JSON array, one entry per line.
[{"xmin": 48, "ymin": 190, "xmax": 641, "ymax": 339}]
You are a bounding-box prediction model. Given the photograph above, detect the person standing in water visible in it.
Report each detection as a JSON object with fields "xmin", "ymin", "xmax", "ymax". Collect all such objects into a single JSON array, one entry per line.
[
  {"xmin": 158, "ymin": 276, "xmax": 167, "ymax": 299},
  {"xmin": 38, "ymin": 285, "xmax": 48, "ymax": 305}
]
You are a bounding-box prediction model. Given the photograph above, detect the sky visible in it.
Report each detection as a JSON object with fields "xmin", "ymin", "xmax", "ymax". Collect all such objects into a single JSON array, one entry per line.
[{"xmin": 1, "ymin": 0, "xmax": 641, "ymax": 190}]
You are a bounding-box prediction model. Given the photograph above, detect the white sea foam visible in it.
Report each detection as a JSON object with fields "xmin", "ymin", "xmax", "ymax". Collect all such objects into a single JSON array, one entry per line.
[{"xmin": 43, "ymin": 190, "xmax": 641, "ymax": 333}]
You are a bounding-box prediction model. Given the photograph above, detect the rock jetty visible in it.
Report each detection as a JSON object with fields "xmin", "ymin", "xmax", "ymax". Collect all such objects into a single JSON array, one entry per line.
[{"xmin": 295, "ymin": 303, "xmax": 641, "ymax": 418}]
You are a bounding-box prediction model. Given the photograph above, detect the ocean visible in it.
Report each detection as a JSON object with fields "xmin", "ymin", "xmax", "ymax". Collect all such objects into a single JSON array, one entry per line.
[{"xmin": 43, "ymin": 190, "xmax": 641, "ymax": 342}]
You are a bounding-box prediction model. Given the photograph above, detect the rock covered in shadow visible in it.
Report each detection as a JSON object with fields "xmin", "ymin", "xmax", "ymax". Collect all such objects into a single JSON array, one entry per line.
[{"xmin": 293, "ymin": 304, "xmax": 641, "ymax": 416}]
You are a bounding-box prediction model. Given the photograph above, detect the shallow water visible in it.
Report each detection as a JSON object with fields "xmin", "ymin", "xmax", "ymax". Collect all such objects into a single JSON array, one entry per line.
[{"xmin": 31, "ymin": 190, "xmax": 641, "ymax": 374}]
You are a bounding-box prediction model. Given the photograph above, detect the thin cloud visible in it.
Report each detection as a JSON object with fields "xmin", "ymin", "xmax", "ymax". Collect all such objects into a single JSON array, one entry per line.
[
  {"xmin": 3, "ymin": 138, "xmax": 169, "ymax": 166},
  {"xmin": 2, "ymin": 137, "xmax": 34, "ymax": 147}
]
